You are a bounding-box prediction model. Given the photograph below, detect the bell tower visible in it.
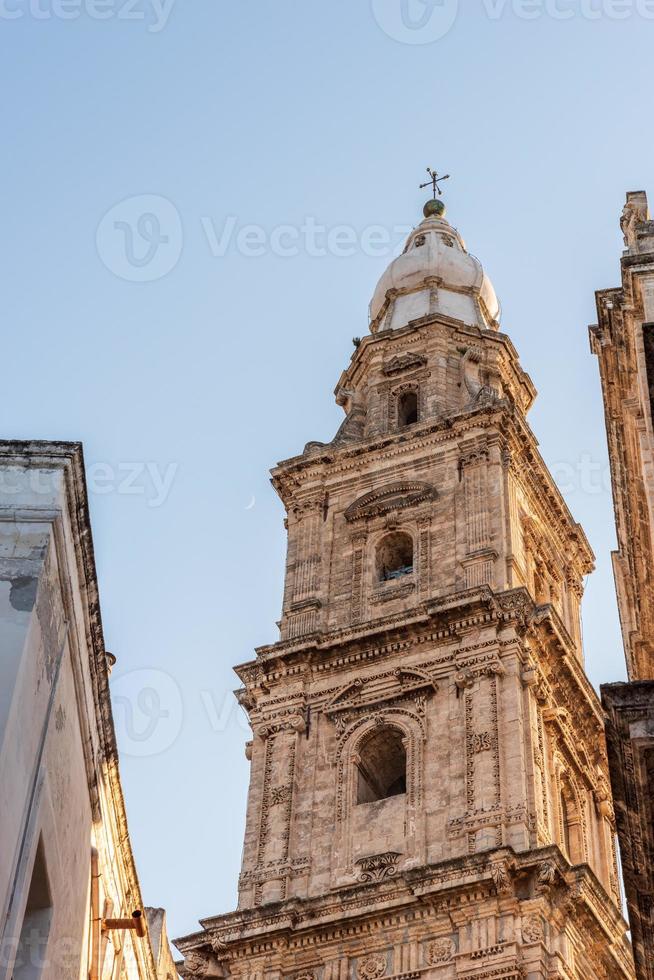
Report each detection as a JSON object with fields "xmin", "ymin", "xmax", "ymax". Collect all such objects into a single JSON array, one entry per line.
[{"xmin": 176, "ymin": 193, "xmax": 634, "ymax": 980}]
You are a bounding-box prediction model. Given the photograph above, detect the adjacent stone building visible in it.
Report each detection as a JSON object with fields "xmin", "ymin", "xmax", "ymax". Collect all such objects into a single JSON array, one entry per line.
[
  {"xmin": 591, "ymin": 191, "xmax": 654, "ymax": 980},
  {"xmin": 0, "ymin": 441, "xmax": 176, "ymax": 980},
  {"xmin": 176, "ymin": 200, "xmax": 633, "ymax": 979}
]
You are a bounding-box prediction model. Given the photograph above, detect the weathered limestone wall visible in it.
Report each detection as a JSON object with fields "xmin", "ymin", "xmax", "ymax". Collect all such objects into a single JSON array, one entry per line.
[
  {"xmin": 593, "ymin": 192, "xmax": 654, "ymax": 980},
  {"xmin": 592, "ymin": 191, "xmax": 654, "ymax": 681},
  {"xmin": 0, "ymin": 444, "xmax": 172, "ymax": 980},
  {"xmin": 277, "ymin": 320, "xmax": 588, "ymax": 655}
]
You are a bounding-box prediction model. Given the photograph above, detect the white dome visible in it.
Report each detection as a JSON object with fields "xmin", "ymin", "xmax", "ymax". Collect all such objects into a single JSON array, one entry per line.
[{"xmin": 369, "ymin": 211, "xmax": 500, "ymax": 333}]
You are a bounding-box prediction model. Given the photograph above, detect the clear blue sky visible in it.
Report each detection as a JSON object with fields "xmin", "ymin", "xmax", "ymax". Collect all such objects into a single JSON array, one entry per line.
[{"xmin": 1, "ymin": 0, "xmax": 652, "ymax": 943}]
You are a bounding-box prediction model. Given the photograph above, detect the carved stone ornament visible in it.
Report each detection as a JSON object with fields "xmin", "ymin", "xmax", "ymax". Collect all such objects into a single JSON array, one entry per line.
[
  {"xmin": 471, "ymin": 731, "xmax": 493, "ymax": 753},
  {"xmin": 271, "ymin": 784, "xmax": 292, "ymax": 805},
  {"xmin": 490, "ymin": 862, "xmax": 513, "ymax": 895},
  {"xmin": 536, "ymin": 861, "xmax": 558, "ymax": 890},
  {"xmin": 427, "ymin": 938, "xmax": 455, "ymax": 964},
  {"xmin": 182, "ymin": 950, "xmax": 223, "ymax": 978},
  {"xmin": 521, "ymin": 915, "xmax": 543, "ymax": 944},
  {"xmin": 382, "ymin": 352, "xmax": 427, "ymax": 376},
  {"xmin": 345, "ymin": 482, "xmax": 437, "ymax": 522},
  {"xmin": 455, "ymin": 670, "xmax": 475, "ymax": 692},
  {"xmin": 256, "ymin": 711, "xmax": 306, "ymax": 739},
  {"xmin": 620, "ymin": 198, "xmax": 647, "ymax": 248},
  {"xmin": 359, "ymin": 954, "xmax": 387, "ymax": 980},
  {"xmin": 294, "ymin": 973, "xmax": 316, "ymax": 980},
  {"xmin": 355, "ymin": 851, "xmax": 400, "ymax": 883}
]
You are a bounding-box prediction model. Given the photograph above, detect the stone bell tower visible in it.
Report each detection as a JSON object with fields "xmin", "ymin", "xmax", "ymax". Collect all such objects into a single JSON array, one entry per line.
[{"xmin": 176, "ymin": 195, "xmax": 634, "ymax": 979}]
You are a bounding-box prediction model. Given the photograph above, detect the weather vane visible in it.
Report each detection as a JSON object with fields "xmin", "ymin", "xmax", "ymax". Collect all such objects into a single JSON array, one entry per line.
[{"xmin": 420, "ymin": 167, "xmax": 450, "ymax": 200}]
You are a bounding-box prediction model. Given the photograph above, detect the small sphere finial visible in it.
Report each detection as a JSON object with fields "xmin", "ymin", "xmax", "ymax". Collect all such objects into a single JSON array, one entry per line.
[{"xmin": 423, "ymin": 198, "xmax": 446, "ymax": 219}]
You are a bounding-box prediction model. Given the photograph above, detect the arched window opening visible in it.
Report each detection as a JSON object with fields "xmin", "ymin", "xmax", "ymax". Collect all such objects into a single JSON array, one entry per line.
[
  {"xmin": 356, "ymin": 728, "xmax": 407, "ymax": 804},
  {"xmin": 560, "ymin": 780, "xmax": 583, "ymax": 865},
  {"xmin": 398, "ymin": 391, "xmax": 419, "ymax": 428},
  {"xmin": 376, "ymin": 532, "xmax": 414, "ymax": 583}
]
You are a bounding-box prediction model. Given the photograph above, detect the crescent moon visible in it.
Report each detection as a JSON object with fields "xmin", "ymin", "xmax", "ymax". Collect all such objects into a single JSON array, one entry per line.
[{"xmin": 245, "ymin": 495, "xmax": 256, "ymax": 511}]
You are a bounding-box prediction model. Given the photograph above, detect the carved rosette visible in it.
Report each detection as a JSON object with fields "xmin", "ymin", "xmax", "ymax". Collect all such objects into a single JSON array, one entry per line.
[
  {"xmin": 521, "ymin": 914, "xmax": 543, "ymax": 944},
  {"xmin": 359, "ymin": 954, "xmax": 387, "ymax": 980},
  {"xmin": 427, "ymin": 937, "xmax": 455, "ymax": 964}
]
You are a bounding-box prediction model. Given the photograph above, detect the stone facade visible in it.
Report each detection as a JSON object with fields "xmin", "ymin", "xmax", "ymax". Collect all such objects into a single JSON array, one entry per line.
[
  {"xmin": 176, "ymin": 204, "xmax": 633, "ymax": 979},
  {"xmin": 0, "ymin": 442, "xmax": 175, "ymax": 980},
  {"xmin": 591, "ymin": 191, "xmax": 654, "ymax": 980}
]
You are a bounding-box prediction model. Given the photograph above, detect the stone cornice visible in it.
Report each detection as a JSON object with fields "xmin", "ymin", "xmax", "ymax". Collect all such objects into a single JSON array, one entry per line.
[
  {"xmin": 174, "ymin": 847, "xmax": 629, "ymax": 971},
  {"xmin": 231, "ymin": 591, "xmax": 606, "ymax": 754}
]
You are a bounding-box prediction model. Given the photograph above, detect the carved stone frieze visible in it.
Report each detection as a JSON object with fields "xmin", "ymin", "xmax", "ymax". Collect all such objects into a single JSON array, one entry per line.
[
  {"xmin": 345, "ymin": 483, "xmax": 438, "ymax": 523},
  {"xmin": 383, "ymin": 353, "xmax": 427, "ymax": 376},
  {"xmin": 355, "ymin": 851, "xmax": 401, "ymax": 883}
]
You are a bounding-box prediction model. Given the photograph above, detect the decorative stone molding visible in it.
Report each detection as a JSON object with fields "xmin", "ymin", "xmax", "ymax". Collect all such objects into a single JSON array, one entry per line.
[
  {"xmin": 455, "ymin": 670, "xmax": 475, "ymax": 692},
  {"xmin": 271, "ymin": 785, "xmax": 293, "ymax": 805},
  {"xmin": 470, "ymin": 943, "xmax": 506, "ymax": 960},
  {"xmin": 256, "ymin": 710, "xmax": 307, "ymax": 739},
  {"xmin": 383, "ymin": 353, "xmax": 427, "ymax": 377},
  {"xmin": 470, "ymin": 731, "xmax": 493, "ymax": 753},
  {"xmin": 369, "ymin": 581, "xmax": 416, "ymax": 605},
  {"xmin": 536, "ymin": 860, "xmax": 558, "ymax": 892},
  {"xmin": 345, "ymin": 483, "xmax": 437, "ymax": 523},
  {"xmin": 326, "ymin": 667, "xmax": 437, "ymax": 737},
  {"xmin": 355, "ymin": 851, "xmax": 401, "ymax": 883},
  {"xmin": 490, "ymin": 861, "xmax": 513, "ymax": 896},
  {"xmin": 521, "ymin": 914, "xmax": 543, "ymax": 943},
  {"xmin": 426, "ymin": 938, "xmax": 455, "ymax": 964},
  {"xmin": 359, "ymin": 954, "xmax": 387, "ymax": 980},
  {"xmin": 182, "ymin": 950, "xmax": 223, "ymax": 978},
  {"xmin": 458, "ymin": 968, "xmax": 525, "ymax": 980}
]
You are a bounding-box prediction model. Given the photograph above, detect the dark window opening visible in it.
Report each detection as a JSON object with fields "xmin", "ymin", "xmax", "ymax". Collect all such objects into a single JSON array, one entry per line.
[
  {"xmin": 14, "ymin": 837, "xmax": 53, "ymax": 980},
  {"xmin": 398, "ymin": 391, "xmax": 419, "ymax": 428},
  {"xmin": 377, "ymin": 532, "xmax": 414, "ymax": 583},
  {"xmin": 356, "ymin": 728, "xmax": 407, "ymax": 804}
]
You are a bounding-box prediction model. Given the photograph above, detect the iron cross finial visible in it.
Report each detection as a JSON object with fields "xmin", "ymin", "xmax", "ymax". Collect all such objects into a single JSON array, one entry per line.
[{"xmin": 420, "ymin": 167, "xmax": 450, "ymax": 199}]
